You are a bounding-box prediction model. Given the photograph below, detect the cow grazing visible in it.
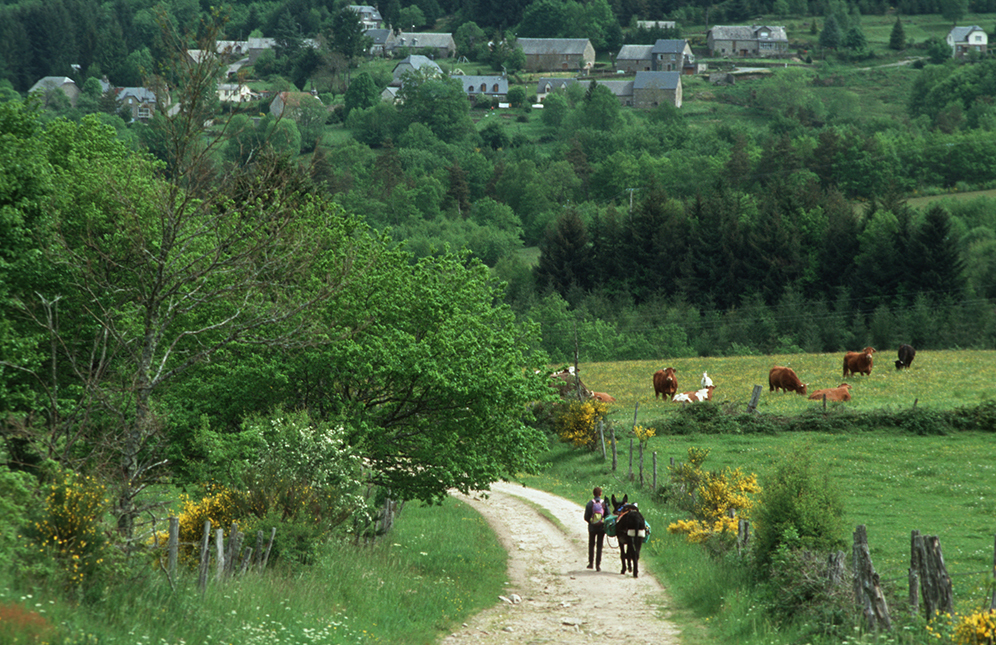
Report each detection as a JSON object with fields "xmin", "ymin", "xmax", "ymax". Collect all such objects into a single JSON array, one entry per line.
[
  {"xmin": 843, "ymin": 347, "xmax": 876, "ymax": 377},
  {"xmin": 673, "ymin": 386, "xmax": 714, "ymax": 403},
  {"xmin": 808, "ymin": 383, "xmax": 853, "ymax": 402},
  {"xmin": 550, "ymin": 366, "xmax": 593, "ymax": 400},
  {"xmin": 653, "ymin": 368, "xmax": 678, "ymax": 400},
  {"xmin": 701, "ymin": 372, "xmax": 713, "ymax": 388},
  {"xmin": 591, "ymin": 392, "xmax": 616, "ymax": 403},
  {"xmin": 768, "ymin": 366, "xmax": 808, "ymax": 395},
  {"xmin": 896, "ymin": 344, "xmax": 915, "ymax": 370}
]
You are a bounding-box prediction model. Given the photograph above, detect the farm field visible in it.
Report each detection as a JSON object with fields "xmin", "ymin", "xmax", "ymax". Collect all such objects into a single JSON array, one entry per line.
[
  {"xmin": 530, "ymin": 349, "xmax": 996, "ymax": 603},
  {"xmin": 572, "ymin": 349, "xmax": 996, "ymax": 424}
]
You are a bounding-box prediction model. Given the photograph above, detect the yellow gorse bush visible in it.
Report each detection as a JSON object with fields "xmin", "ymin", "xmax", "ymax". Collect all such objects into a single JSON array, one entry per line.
[
  {"xmin": 633, "ymin": 424, "xmax": 656, "ymax": 444},
  {"xmin": 554, "ymin": 400, "xmax": 608, "ymax": 449},
  {"xmin": 667, "ymin": 447, "xmax": 761, "ymax": 544},
  {"xmin": 954, "ymin": 608, "xmax": 996, "ymax": 645},
  {"xmin": 149, "ymin": 486, "xmax": 241, "ymax": 564},
  {"xmin": 33, "ymin": 473, "xmax": 107, "ymax": 589}
]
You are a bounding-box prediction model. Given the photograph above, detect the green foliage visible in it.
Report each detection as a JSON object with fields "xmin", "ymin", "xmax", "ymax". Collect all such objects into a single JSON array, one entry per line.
[
  {"xmin": 0, "ymin": 466, "xmax": 37, "ymax": 576},
  {"xmin": 889, "ymin": 17, "xmax": 906, "ymax": 50},
  {"xmin": 343, "ymin": 71, "xmax": 379, "ymax": 117},
  {"xmin": 751, "ymin": 451, "xmax": 847, "ymax": 573}
]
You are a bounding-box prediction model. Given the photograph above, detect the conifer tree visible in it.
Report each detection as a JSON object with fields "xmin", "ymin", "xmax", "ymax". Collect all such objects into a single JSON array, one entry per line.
[{"xmin": 889, "ymin": 16, "xmax": 906, "ymax": 50}]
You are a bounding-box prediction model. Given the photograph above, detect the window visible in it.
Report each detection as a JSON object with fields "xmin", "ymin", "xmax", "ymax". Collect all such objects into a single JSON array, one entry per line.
[
  {"xmin": 492, "ymin": 83, "xmax": 499, "ymax": 92},
  {"xmin": 138, "ymin": 107, "xmax": 151, "ymax": 119},
  {"xmin": 480, "ymin": 83, "xmax": 486, "ymax": 92}
]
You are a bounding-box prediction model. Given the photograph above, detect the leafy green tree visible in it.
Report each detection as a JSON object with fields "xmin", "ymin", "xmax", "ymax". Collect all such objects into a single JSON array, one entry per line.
[
  {"xmin": 398, "ymin": 5, "xmax": 426, "ymax": 29},
  {"xmin": 454, "ymin": 21, "xmax": 487, "ymax": 59},
  {"xmin": 925, "ymin": 36, "xmax": 951, "ymax": 65},
  {"xmin": 396, "ymin": 74, "xmax": 475, "ymax": 144},
  {"xmin": 517, "ymin": 0, "xmax": 571, "ymax": 38},
  {"xmin": 843, "ymin": 26, "xmax": 866, "ymax": 50},
  {"xmin": 889, "ymin": 16, "xmax": 906, "ymax": 50},
  {"xmin": 507, "ymin": 86, "xmax": 526, "ymax": 108},
  {"xmin": 942, "ymin": 0, "xmax": 968, "ymax": 25},
  {"xmin": 343, "ymin": 71, "xmax": 379, "ymax": 117},
  {"xmin": 540, "ymin": 91, "xmax": 568, "ymax": 128},
  {"xmin": 346, "ymin": 101, "xmax": 401, "ymax": 147}
]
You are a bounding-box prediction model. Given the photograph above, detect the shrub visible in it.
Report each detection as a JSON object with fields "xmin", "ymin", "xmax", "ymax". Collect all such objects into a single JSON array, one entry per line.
[
  {"xmin": 751, "ymin": 451, "xmax": 847, "ymax": 572},
  {"xmin": 667, "ymin": 445, "xmax": 761, "ymax": 553},
  {"xmin": 761, "ymin": 538, "xmax": 852, "ymax": 630},
  {"xmin": 553, "ymin": 400, "xmax": 609, "ymax": 449},
  {"xmin": 30, "ymin": 473, "xmax": 109, "ymax": 592},
  {"xmin": 953, "ymin": 609, "xmax": 996, "ymax": 645}
]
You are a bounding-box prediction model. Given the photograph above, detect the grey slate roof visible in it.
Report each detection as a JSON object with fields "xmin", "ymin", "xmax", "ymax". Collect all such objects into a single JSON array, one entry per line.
[
  {"xmin": 633, "ymin": 71, "xmax": 680, "ymax": 90},
  {"xmin": 366, "ymin": 29, "xmax": 393, "ymax": 45},
  {"xmin": 518, "ymin": 38, "xmax": 591, "ymax": 55},
  {"xmin": 594, "ymin": 80, "xmax": 634, "ymax": 97},
  {"xmin": 395, "ymin": 32, "xmax": 455, "ymax": 49},
  {"xmin": 536, "ymin": 77, "xmax": 577, "ymax": 94},
  {"xmin": 616, "ymin": 45, "xmax": 653, "ymax": 60},
  {"xmin": 651, "ymin": 39, "xmax": 687, "ymax": 54},
  {"xmin": 29, "ymin": 76, "xmax": 76, "ymax": 93},
  {"xmin": 949, "ymin": 25, "xmax": 985, "ymax": 42},
  {"xmin": 456, "ymin": 75, "xmax": 509, "ymax": 94},
  {"xmin": 709, "ymin": 25, "xmax": 787, "ymax": 42},
  {"xmin": 117, "ymin": 87, "xmax": 157, "ymax": 103}
]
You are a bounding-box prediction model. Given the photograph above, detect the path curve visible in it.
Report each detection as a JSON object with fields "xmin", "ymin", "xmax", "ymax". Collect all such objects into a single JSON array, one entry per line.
[{"xmin": 440, "ymin": 481, "xmax": 680, "ymax": 644}]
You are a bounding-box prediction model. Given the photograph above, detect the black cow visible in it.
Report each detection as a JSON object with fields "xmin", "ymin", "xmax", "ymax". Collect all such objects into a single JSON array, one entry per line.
[{"xmin": 895, "ymin": 344, "xmax": 916, "ymax": 370}]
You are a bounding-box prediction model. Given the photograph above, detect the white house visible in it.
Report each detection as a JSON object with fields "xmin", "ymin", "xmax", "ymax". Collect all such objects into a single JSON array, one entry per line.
[{"xmin": 947, "ymin": 25, "xmax": 988, "ymax": 58}]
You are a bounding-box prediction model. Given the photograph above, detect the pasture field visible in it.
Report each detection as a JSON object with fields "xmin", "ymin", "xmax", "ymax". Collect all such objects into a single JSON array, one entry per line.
[
  {"xmin": 520, "ymin": 430, "xmax": 996, "ymax": 643},
  {"xmin": 575, "ymin": 349, "xmax": 996, "ymax": 424},
  {"xmin": 525, "ymin": 349, "xmax": 996, "ymax": 641}
]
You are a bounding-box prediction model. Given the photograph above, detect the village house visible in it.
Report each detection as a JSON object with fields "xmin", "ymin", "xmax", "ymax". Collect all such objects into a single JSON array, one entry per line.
[
  {"xmin": 348, "ymin": 5, "xmax": 383, "ymax": 29},
  {"xmin": 632, "ymin": 70, "xmax": 682, "ymax": 109},
  {"xmin": 392, "ymin": 32, "xmax": 456, "ymax": 58},
  {"xmin": 117, "ymin": 87, "xmax": 158, "ymax": 122},
  {"xmin": 707, "ymin": 25, "xmax": 788, "ymax": 58},
  {"xmin": 947, "ymin": 25, "xmax": 988, "ymax": 58},
  {"xmin": 217, "ymin": 83, "xmax": 259, "ymax": 103},
  {"xmin": 535, "ymin": 77, "xmax": 577, "ymax": 102},
  {"xmin": 651, "ymin": 39, "xmax": 695, "ymax": 72},
  {"xmin": 455, "ymin": 75, "xmax": 508, "ymax": 101},
  {"xmin": 28, "ymin": 76, "xmax": 80, "ymax": 107},
  {"xmin": 517, "ymin": 38, "xmax": 595, "ymax": 72},
  {"xmin": 269, "ymin": 91, "xmax": 322, "ymax": 118},
  {"xmin": 365, "ymin": 28, "xmax": 398, "ymax": 56},
  {"xmin": 615, "ymin": 45, "xmax": 654, "ymax": 73},
  {"xmin": 392, "ymin": 55, "xmax": 443, "ymax": 82}
]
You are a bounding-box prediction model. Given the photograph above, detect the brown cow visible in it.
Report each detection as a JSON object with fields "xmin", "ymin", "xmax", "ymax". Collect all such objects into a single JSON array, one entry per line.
[
  {"xmin": 673, "ymin": 386, "xmax": 714, "ymax": 403},
  {"xmin": 808, "ymin": 383, "xmax": 853, "ymax": 401},
  {"xmin": 768, "ymin": 366, "xmax": 808, "ymax": 395},
  {"xmin": 843, "ymin": 347, "xmax": 876, "ymax": 377},
  {"xmin": 653, "ymin": 368, "xmax": 678, "ymax": 400},
  {"xmin": 550, "ymin": 366, "xmax": 593, "ymax": 400},
  {"xmin": 591, "ymin": 392, "xmax": 616, "ymax": 403}
]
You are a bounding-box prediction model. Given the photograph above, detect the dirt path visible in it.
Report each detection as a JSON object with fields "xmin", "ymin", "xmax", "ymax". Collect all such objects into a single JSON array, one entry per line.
[{"xmin": 439, "ymin": 482, "xmax": 680, "ymax": 644}]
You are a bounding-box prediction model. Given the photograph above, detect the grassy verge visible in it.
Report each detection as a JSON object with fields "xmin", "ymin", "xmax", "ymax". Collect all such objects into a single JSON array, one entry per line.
[{"xmin": 0, "ymin": 496, "xmax": 507, "ymax": 644}]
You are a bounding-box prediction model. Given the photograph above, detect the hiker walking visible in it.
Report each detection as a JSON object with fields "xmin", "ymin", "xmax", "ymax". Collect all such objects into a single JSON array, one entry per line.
[{"xmin": 584, "ymin": 486, "xmax": 608, "ymax": 571}]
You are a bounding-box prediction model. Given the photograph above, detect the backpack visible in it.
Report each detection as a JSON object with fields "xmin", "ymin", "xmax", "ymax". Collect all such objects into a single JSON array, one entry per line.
[
  {"xmin": 589, "ymin": 499, "xmax": 604, "ymax": 525},
  {"xmin": 604, "ymin": 514, "xmax": 617, "ymax": 537}
]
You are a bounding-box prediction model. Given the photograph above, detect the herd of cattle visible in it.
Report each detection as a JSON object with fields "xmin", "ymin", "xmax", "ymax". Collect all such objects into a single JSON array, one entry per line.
[{"xmin": 551, "ymin": 344, "xmax": 917, "ymax": 405}]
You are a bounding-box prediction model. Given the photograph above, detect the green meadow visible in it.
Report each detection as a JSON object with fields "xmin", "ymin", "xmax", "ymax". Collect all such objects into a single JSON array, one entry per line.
[
  {"xmin": 520, "ymin": 349, "xmax": 996, "ymax": 642},
  {"xmin": 577, "ymin": 349, "xmax": 995, "ymax": 418}
]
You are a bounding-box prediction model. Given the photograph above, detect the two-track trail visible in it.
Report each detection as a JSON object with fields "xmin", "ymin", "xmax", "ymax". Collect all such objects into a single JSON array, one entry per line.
[{"xmin": 439, "ymin": 481, "xmax": 681, "ymax": 644}]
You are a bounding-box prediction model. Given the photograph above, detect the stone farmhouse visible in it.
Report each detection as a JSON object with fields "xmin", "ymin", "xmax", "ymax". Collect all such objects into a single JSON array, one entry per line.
[
  {"xmin": 455, "ymin": 75, "xmax": 508, "ymax": 101},
  {"xmin": 615, "ymin": 39, "xmax": 696, "ymax": 73},
  {"xmin": 517, "ymin": 38, "xmax": 595, "ymax": 72},
  {"xmin": 707, "ymin": 25, "xmax": 788, "ymax": 58}
]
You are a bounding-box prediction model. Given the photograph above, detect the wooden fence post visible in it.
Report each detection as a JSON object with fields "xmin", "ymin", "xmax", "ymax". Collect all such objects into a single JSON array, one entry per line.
[
  {"xmin": 909, "ymin": 530, "xmax": 921, "ymax": 616},
  {"xmin": 198, "ymin": 520, "xmax": 211, "ymax": 593},
  {"xmin": 628, "ymin": 438, "xmax": 634, "ymax": 481},
  {"xmin": 167, "ymin": 516, "xmax": 179, "ymax": 578},
  {"xmin": 215, "ymin": 528, "xmax": 225, "ymax": 582},
  {"xmin": 737, "ymin": 519, "xmax": 750, "ymax": 556},
  {"xmin": 747, "ymin": 385, "xmax": 762, "ymax": 413},
  {"xmin": 260, "ymin": 527, "xmax": 276, "ymax": 571},
  {"xmin": 912, "ymin": 530, "xmax": 953, "ymax": 619},
  {"xmin": 638, "ymin": 442, "xmax": 644, "ymax": 487},
  {"xmin": 990, "ymin": 534, "xmax": 996, "ymax": 611},
  {"xmin": 599, "ymin": 419, "xmax": 606, "ymax": 460},
  {"xmin": 853, "ymin": 524, "xmax": 892, "ymax": 631},
  {"xmin": 611, "ymin": 426, "xmax": 617, "ymax": 472}
]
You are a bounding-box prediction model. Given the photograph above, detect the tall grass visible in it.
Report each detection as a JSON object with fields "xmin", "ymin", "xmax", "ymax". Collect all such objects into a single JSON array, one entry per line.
[{"xmin": 1, "ymin": 496, "xmax": 507, "ymax": 644}]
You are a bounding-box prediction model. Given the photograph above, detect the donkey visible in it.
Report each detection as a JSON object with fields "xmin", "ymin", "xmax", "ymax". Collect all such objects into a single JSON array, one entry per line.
[{"xmin": 611, "ymin": 494, "xmax": 647, "ymax": 578}]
